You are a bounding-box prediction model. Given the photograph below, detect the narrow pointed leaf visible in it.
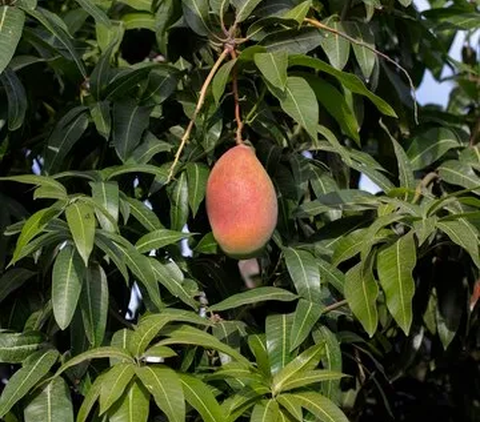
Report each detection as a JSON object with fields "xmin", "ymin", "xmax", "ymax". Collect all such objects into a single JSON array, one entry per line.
[
  {"xmin": 282, "ymin": 391, "xmax": 349, "ymax": 422},
  {"xmin": 136, "ymin": 229, "xmax": 193, "ymax": 253},
  {"xmin": 75, "ymin": 0, "xmax": 110, "ymax": 26},
  {"xmin": 232, "ymin": 0, "xmax": 263, "ymax": 22},
  {"xmin": 319, "ymin": 21, "xmax": 350, "ymax": 70},
  {"xmin": 1, "ymin": 67, "xmax": 27, "ymax": 131},
  {"xmin": 212, "ymin": 60, "xmax": 236, "ymax": 105},
  {"xmin": 266, "ymin": 313, "xmax": 294, "ymax": 375},
  {"xmin": 182, "ymin": 0, "xmax": 210, "ymax": 35},
  {"xmin": 91, "ymin": 181, "xmax": 119, "ymax": 233},
  {"xmin": 186, "ymin": 163, "xmax": 209, "ymax": 217},
  {"xmin": 0, "ymin": 6, "xmax": 25, "ymax": 75},
  {"xmin": 108, "ymin": 380, "xmax": 150, "ymax": 422},
  {"xmin": 0, "ymin": 268, "xmax": 36, "ymax": 303},
  {"xmin": 0, "ymin": 331, "xmax": 45, "ymax": 364},
  {"xmin": 254, "ymin": 51, "xmax": 288, "ymax": 90},
  {"xmin": 99, "ymin": 363, "xmax": 136, "ymax": 414},
  {"xmin": 290, "ymin": 299, "xmax": 323, "ymax": 351},
  {"xmin": 66, "ymin": 202, "xmax": 96, "ymax": 266},
  {"xmin": 279, "ymin": 370, "xmax": 345, "ymax": 393},
  {"xmin": 438, "ymin": 219, "xmax": 480, "ymax": 269},
  {"xmin": 284, "ymin": 248, "xmax": 321, "ymax": 303},
  {"xmin": 251, "ymin": 399, "xmax": 280, "ymax": 422}
]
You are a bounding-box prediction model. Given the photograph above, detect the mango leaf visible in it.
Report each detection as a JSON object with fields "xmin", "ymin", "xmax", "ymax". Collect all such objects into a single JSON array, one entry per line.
[
  {"xmin": 182, "ymin": 0, "xmax": 210, "ymax": 36},
  {"xmin": 407, "ymin": 127, "xmax": 460, "ymax": 171},
  {"xmin": 99, "ymin": 363, "xmax": 136, "ymax": 414},
  {"xmin": 65, "ymin": 201, "xmax": 96, "ymax": 266},
  {"xmin": 52, "ymin": 245, "xmax": 85, "ymax": 330},
  {"xmin": 118, "ymin": 0, "xmax": 152, "ymax": 10},
  {"xmin": 284, "ymin": 248, "xmax": 321, "ymax": 303},
  {"xmin": 345, "ymin": 21, "xmax": 376, "ymax": 79},
  {"xmin": 0, "ymin": 174, "xmax": 66, "ymax": 193},
  {"xmin": 125, "ymin": 197, "xmax": 164, "ymax": 231},
  {"xmin": 77, "ymin": 373, "xmax": 106, "ymax": 422},
  {"xmin": 112, "ymin": 100, "xmax": 151, "ymax": 162},
  {"xmin": 254, "ymin": 51, "xmax": 288, "ymax": 90},
  {"xmin": 0, "ymin": 349, "xmax": 59, "ymax": 418},
  {"xmin": 266, "ymin": 313, "xmax": 294, "ymax": 375},
  {"xmin": 413, "ymin": 216, "xmax": 437, "ymax": 246},
  {"xmin": 130, "ymin": 132, "xmax": 172, "ymax": 164},
  {"xmin": 136, "ymin": 366, "xmax": 185, "ymax": 422},
  {"xmin": 438, "ymin": 220, "xmax": 480, "ymax": 269},
  {"xmin": 377, "ymin": 232, "xmax": 416, "ymax": 335},
  {"xmin": 141, "ymin": 70, "xmax": 178, "ymax": 105},
  {"xmin": 108, "ymin": 380, "xmax": 150, "ymax": 422},
  {"xmin": 232, "ymin": 0, "xmax": 262, "ymax": 22},
  {"xmin": 80, "ymin": 264, "xmax": 108, "ymax": 347},
  {"xmin": 75, "ymin": 0, "xmax": 110, "ymax": 26},
  {"xmin": 179, "ymin": 373, "xmax": 225, "ymax": 422},
  {"xmin": 0, "ymin": 331, "xmax": 45, "ymax": 363},
  {"xmin": 276, "ymin": 395, "xmax": 304, "ymax": 421},
  {"xmin": 102, "ymin": 163, "xmax": 168, "ymax": 182},
  {"xmin": 168, "ymin": 171, "xmax": 189, "ymax": 231},
  {"xmin": 186, "ymin": 163, "xmax": 209, "ymax": 217},
  {"xmin": 136, "ymin": 229, "xmax": 193, "ymax": 253},
  {"xmin": 439, "ymin": 160, "xmax": 480, "ymax": 193},
  {"xmin": 24, "ymin": 377, "xmax": 73, "ymax": 422},
  {"xmin": 278, "ymin": 370, "xmax": 345, "ymax": 393},
  {"xmin": 281, "ymin": 391, "xmax": 349, "ymax": 422},
  {"xmin": 91, "ymin": 181, "xmax": 119, "ymax": 233},
  {"xmin": 90, "ymin": 100, "xmax": 112, "ymax": 140},
  {"xmin": 344, "ymin": 262, "xmax": 379, "ymax": 337},
  {"xmin": 261, "ymin": 27, "xmax": 324, "ymax": 55},
  {"xmin": 0, "ymin": 6, "xmax": 25, "ymax": 75},
  {"xmin": 289, "ymin": 299, "xmax": 323, "ymax": 351},
  {"xmin": 282, "ymin": 0, "xmax": 312, "ymax": 24},
  {"xmin": 288, "ymin": 55, "xmax": 397, "ymax": 117},
  {"xmin": 0, "ymin": 67, "xmax": 27, "ymax": 131},
  {"xmin": 248, "ymin": 334, "xmax": 270, "ymax": 377},
  {"xmin": 319, "ymin": 21, "xmax": 350, "ymax": 70},
  {"xmin": 122, "ymin": 13, "xmax": 155, "ymax": 30},
  {"xmin": 212, "ymin": 59, "xmax": 236, "ymax": 105},
  {"xmin": 194, "ymin": 232, "xmax": 218, "ymax": 254},
  {"xmin": 210, "ymin": 287, "xmax": 298, "ymax": 312},
  {"xmin": 95, "ymin": 234, "xmax": 129, "ymax": 283},
  {"xmin": 251, "ymin": 399, "xmax": 280, "ymax": 422},
  {"xmin": 318, "ymin": 259, "xmax": 344, "ymax": 294},
  {"xmin": 0, "ymin": 268, "xmax": 36, "ymax": 303}
]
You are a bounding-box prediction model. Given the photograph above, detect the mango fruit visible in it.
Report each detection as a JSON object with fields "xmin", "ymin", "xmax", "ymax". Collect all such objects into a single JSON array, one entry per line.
[{"xmin": 206, "ymin": 145, "xmax": 278, "ymax": 258}]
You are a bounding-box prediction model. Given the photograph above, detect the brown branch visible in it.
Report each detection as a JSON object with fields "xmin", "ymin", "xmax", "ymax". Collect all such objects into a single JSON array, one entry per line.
[
  {"xmin": 304, "ymin": 17, "xmax": 419, "ymax": 125},
  {"xmin": 167, "ymin": 48, "xmax": 231, "ymax": 182},
  {"xmin": 323, "ymin": 299, "xmax": 348, "ymax": 313},
  {"xmin": 230, "ymin": 49, "xmax": 244, "ymax": 145},
  {"xmin": 413, "ymin": 171, "xmax": 438, "ymax": 204}
]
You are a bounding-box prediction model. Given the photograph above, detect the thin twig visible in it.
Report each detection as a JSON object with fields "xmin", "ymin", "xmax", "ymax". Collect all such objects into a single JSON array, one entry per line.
[
  {"xmin": 230, "ymin": 49, "xmax": 244, "ymax": 145},
  {"xmin": 167, "ymin": 48, "xmax": 231, "ymax": 182},
  {"xmin": 304, "ymin": 17, "xmax": 419, "ymax": 124},
  {"xmin": 323, "ymin": 299, "xmax": 348, "ymax": 313},
  {"xmin": 413, "ymin": 171, "xmax": 438, "ymax": 204}
]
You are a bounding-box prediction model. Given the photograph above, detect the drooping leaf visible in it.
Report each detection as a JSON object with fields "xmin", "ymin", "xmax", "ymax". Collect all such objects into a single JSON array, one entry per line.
[
  {"xmin": 438, "ymin": 219, "xmax": 480, "ymax": 269},
  {"xmin": 266, "ymin": 313, "xmax": 294, "ymax": 375},
  {"xmin": 319, "ymin": 20, "xmax": 350, "ymax": 70},
  {"xmin": 439, "ymin": 160, "xmax": 480, "ymax": 193},
  {"xmin": 251, "ymin": 399, "xmax": 280, "ymax": 422},
  {"xmin": 212, "ymin": 59, "xmax": 236, "ymax": 105},
  {"xmin": 185, "ymin": 163, "xmax": 209, "ymax": 217},
  {"xmin": 289, "ymin": 299, "xmax": 323, "ymax": 351},
  {"xmin": 99, "ymin": 363, "xmax": 136, "ymax": 414},
  {"xmin": 52, "ymin": 245, "xmax": 85, "ymax": 330},
  {"xmin": 254, "ymin": 50, "xmax": 288, "ymax": 90},
  {"xmin": 91, "ymin": 181, "xmax": 119, "ymax": 233},
  {"xmin": 168, "ymin": 171, "xmax": 189, "ymax": 231},
  {"xmin": 0, "ymin": 268, "xmax": 36, "ymax": 304},
  {"xmin": 261, "ymin": 27, "xmax": 324, "ymax": 55},
  {"xmin": 284, "ymin": 248, "xmax": 321, "ymax": 303},
  {"xmin": 182, "ymin": 0, "xmax": 210, "ymax": 36},
  {"xmin": 0, "ymin": 67, "xmax": 27, "ymax": 131},
  {"xmin": 281, "ymin": 391, "xmax": 349, "ymax": 422},
  {"xmin": 0, "ymin": 331, "xmax": 45, "ymax": 363},
  {"xmin": 0, "ymin": 6, "xmax": 25, "ymax": 75},
  {"xmin": 135, "ymin": 229, "xmax": 193, "ymax": 253},
  {"xmin": 74, "ymin": 0, "xmax": 110, "ymax": 26},
  {"xmin": 65, "ymin": 201, "xmax": 96, "ymax": 266},
  {"xmin": 90, "ymin": 101, "xmax": 111, "ymax": 140},
  {"xmin": 108, "ymin": 380, "xmax": 150, "ymax": 422},
  {"xmin": 345, "ymin": 21, "xmax": 376, "ymax": 79},
  {"xmin": 125, "ymin": 197, "xmax": 164, "ymax": 231},
  {"xmin": 377, "ymin": 232, "xmax": 417, "ymax": 335}
]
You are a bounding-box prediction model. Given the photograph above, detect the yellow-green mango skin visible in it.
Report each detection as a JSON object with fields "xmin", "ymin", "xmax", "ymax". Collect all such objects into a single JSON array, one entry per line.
[{"xmin": 206, "ymin": 145, "xmax": 278, "ymax": 259}]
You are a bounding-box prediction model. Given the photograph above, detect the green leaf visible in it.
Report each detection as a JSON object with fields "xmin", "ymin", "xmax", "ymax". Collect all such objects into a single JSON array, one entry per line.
[
  {"xmin": 108, "ymin": 380, "xmax": 150, "ymax": 422},
  {"xmin": 112, "ymin": 100, "xmax": 151, "ymax": 162},
  {"xmin": 232, "ymin": 0, "xmax": 262, "ymax": 22},
  {"xmin": 212, "ymin": 59, "xmax": 236, "ymax": 105},
  {"xmin": 136, "ymin": 229, "xmax": 193, "ymax": 253},
  {"xmin": 25, "ymin": 8, "xmax": 86, "ymax": 77},
  {"xmin": 0, "ymin": 175, "xmax": 66, "ymax": 193},
  {"xmin": 345, "ymin": 21, "xmax": 376, "ymax": 79},
  {"xmin": 251, "ymin": 399, "xmax": 280, "ymax": 422},
  {"xmin": 12, "ymin": 207, "xmax": 61, "ymax": 264},
  {"xmin": 389, "ymin": 134, "xmax": 415, "ymax": 191},
  {"xmin": 0, "ymin": 67, "xmax": 27, "ymax": 131},
  {"xmin": 266, "ymin": 313, "xmax": 294, "ymax": 375},
  {"xmin": 282, "ymin": 0, "xmax": 312, "ymax": 24},
  {"xmin": 281, "ymin": 391, "xmax": 349, "ymax": 422},
  {"xmin": 276, "ymin": 395, "xmax": 303, "ymax": 421},
  {"xmin": 80, "ymin": 264, "xmax": 108, "ymax": 347},
  {"xmin": 91, "ymin": 181, "xmax": 119, "ymax": 233},
  {"xmin": 136, "ymin": 366, "xmax": 185, "ymax": 422},
  {"xmin": 439, "ymin": 160, "xmax": 480, "ymax": 193},
  {"xmin": 288, "ymin": 55, "xmax": 397, "ymax": 117},
  {"xmin": 305, "ymin": 75, "xmax": 359, "ymax": 143},
  {"xmin": 99, "ymin": 363, "xmax": 136, "ymax": 414},
  {"xmin": 272, "ymin": 343, "xmax": 324, "ymax": 395},
  {"xmin": 344, "ymin": 262, "xmax": 379, "ymax": 337},
  {"xmin": 413, "ymin": 216, "xmax": 437, "ymax": 246},
  {"xmin": 289, "ymin": 299, "xmax": 323, "ymax": 351},
  {"xmin": 141, "ymin": 70, "xmax": 178, "ymax": 105},
  {"xmin": 182, "ymin": 0, "xmax": 210, "ymax": 36},
  {"xmin": 377, "ymin": 232, "xmax": 416, "ymax": 335},
  {"xmin": 90, "ymin": 101, "xmax": 111, "ymax": 140},
  {"xmin": 77, "ymin": 373, "xmax": 105, "ymax": 422},
  {"xmin": 52, "ymin": 245, "xmax": 85, "ymax": 330},
  {"xmin": 179, "ymin": 373, "xmax": 225, "ymax": 422},
  {"xmin": 186, "ymin": 163, "xmax": 209, "ymax": 217},
  {"xmin": 156, "ymin": 325, "xmax": 250, "ymax": 365},
  {"xmin": 95, "ymin": 234, "xmax": 129, "ymax": 283},
  {"xmin": 438, "ymin": 220, "xmax": 480, "ymax": 269},
  {"xmin": 125, "ymin": 197, "xmax": 164, "ymax": 231},
  {"xmin": 407, "ymin": 127, "xmax": 460, "ymax": 171},
  {"xmin": 0, "ymin": 349, "xmax": 59, "ymax": 418},
  {"xmin": 130, "ymin": 132, "xmax": 172, "ymax": 164},
  {"xmin": 0, "ymin": 268, "xmax": 36, "ymax": 303},
  {"xmin": 284, "ymin": 248, "xmax": 321, "ymax": 303},
  {"xmin": 44, "ymin": 107, "xmax": 89, "ymax": 174},
  {"xmin": 56, "ymin": 347, "xmax": 134, "ymax": 377},
  {"xmin": 278, "ymin": 370, "xmax": 344, "ymax": 393},
  {"xmin": 194, "ymin": 232, "xmax": 218, "ymax": 254},
  {"xmin": 24, "ymin": 377, "xmax": 73, "ymax": 422},
  {"xmin": 0, "ymin": 6, "xmax": 25, "ymax": 76},
  {"xmin": 122, "ymin": 13, "xmax": 155, "ymax": 30},
  {"xmin": 312, "ymin": 326, "xmax": 342, "ymax": 402},
  {"xmin": 118, "ymin": 0, "xmax": 152, "ymax": 10},
  {"xmin": 275, "ymin": 76, "xmax": 318, "ymax": 139},
  {"xmin": 261, "ymin": 27, "xmax": 324, "ymax": 55},
  {"xmin": 318, "ymin": 259, "xmax": 344, "ymax": 294},
  {"xmin": 210, "ymin": 287, "xmax": 298, "ymax": 312},
  {"xmin": 75, "ymin": 0, "xmax": 110, "ymax": 26},
  {"xmin": 0, "ymin": 331, "xmax": 45, "ymax": 363},
  {"xmin": 254, "ymin": 51, "xmax": 288, "ymax": 90},
  {"xmin": 66, "ymin": 201, "xmax": 96, "ymax": 266},
  {"xmin": 150, "ymin": 260, "xmax": 199, "ymax": 310},
  {"xmin": 319, "ymin": 21, "xmax": 350, "ymax": 70},
  {"xmin": 168, "ymin": 171, "xmax": 189, "ymax": 231}
]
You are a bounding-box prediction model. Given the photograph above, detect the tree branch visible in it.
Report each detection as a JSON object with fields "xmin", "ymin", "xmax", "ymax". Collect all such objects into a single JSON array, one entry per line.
[{"xmin": 230, "ymin": 49, "xmax": 244, "ymax": 145}]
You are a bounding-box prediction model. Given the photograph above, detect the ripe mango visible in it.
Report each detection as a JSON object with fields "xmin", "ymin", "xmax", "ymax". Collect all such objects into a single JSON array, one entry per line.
[{"xmin": 206, "ymin": 145, "xmax": 278, "ymax": 258}]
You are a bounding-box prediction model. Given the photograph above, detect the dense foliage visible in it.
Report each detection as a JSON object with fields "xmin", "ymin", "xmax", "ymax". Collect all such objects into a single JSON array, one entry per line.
[{"xmin": 0, "ymin": 0, "xmax": 479, "ymax": 420}]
